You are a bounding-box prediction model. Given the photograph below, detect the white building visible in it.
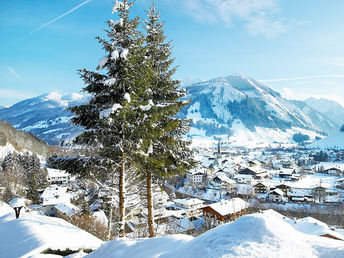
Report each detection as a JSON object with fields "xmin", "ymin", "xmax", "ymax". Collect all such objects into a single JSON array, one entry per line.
[
  {"xmin": 40, "ymin": 185, "xmax": 71, "ymax": 216},
  {"xmin": 47, "ymin": 168, "xmax": 71, "ymax": 185}
]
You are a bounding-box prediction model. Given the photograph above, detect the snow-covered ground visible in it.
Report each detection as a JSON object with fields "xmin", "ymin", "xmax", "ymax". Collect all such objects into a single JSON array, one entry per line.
[
  {"xmin": 88, "ymin": 210, "xmax": 344, "ymax": 258},
  {"xmin": 0, "ymin": 201, "xmax": 102, "ymax": 257}
]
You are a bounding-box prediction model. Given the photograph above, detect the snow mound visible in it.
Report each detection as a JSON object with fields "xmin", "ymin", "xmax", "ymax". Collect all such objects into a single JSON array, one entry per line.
[
  {"xmin": 0, "ymin": 204, "xmax": 103, "ymax": 257},
  {"xmin": 88, "ymin": 210, "xmax": 344, "ymax": 258}
]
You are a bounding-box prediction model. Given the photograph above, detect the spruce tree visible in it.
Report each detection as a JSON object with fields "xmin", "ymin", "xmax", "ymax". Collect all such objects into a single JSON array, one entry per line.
[
  {"xmin": 138, "ymin": 2, "xmax": 196, "ymax": 237},
  {"xmin": 68, "ymin": 0, "xmax": 147, "ymax": 238}
]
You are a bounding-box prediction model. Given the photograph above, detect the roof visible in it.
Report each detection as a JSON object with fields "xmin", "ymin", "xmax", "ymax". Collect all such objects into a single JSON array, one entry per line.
[
  {"xmin": 268, "ymin": 189, "xmax": 284, "ymax": 196},
  {"xmin": 41, "ymin": 186, "xmax": 70, "ymax": 206},
  {"xmin": 205, "ymin": 198, "xmax": 249, "ymax": 216}
]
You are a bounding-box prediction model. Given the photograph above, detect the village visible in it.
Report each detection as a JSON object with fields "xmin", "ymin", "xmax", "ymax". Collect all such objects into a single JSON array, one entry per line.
[{"xmin": 14, "ymin": 141, "xmax": 342, "ymax": 239}]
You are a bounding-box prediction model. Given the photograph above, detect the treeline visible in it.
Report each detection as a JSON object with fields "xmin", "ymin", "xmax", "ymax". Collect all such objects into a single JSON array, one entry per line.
[{"xmin": 0, "ymin": 152, "xmax": 48, "ymax": 203}]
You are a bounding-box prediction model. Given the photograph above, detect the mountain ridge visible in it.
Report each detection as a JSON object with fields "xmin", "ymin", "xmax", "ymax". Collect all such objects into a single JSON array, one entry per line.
[{"xmin": 0, "ymin": 74, "xmax": 342, "ymax": 146}]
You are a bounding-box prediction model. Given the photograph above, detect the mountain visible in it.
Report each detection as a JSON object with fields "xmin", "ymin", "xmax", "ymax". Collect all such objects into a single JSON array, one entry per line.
[
  {"xmin": 305, "ymin": 97, "xmax": 344, "ymax": 129},
  {"xmin": 0, "ymin": 92, "xmax": 86, "ymax": 146},
  {"xmin": 309, "ymin": 125, "xmax": 344, "ymax": 150},
  {"xmin": 178, "ymin": 74, "xmax": 336, "ymax": 145},
  {"xmin": 0, "ymin": 75, "xmax": 340, "ymax": 146},
  {"xmin": 0, "ymin": 120, "xmax": 50, "ymax": 157}
]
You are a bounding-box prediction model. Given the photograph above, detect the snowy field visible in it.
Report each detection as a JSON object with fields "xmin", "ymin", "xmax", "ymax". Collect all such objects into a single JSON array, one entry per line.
[
  {"xmin": 0, "ymin": 201, "xmax": 102, "ymax": 257},
  {"xmin": 88, "ymin": 210, "xmax": 344, "ymax": 258}
]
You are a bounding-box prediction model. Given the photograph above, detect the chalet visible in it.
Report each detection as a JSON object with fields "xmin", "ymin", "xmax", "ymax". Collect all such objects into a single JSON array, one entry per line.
[
  {"xmin": 186, "ymin": 172, "xmax": 205, "ymax": 185},
  {"xmin": 287, "ymin": 192, "xmax": 306, "ymax": 203},
  {"xmin": 324, "ymin": 167, "xmax": 343, "ymax": 176},
  {"xmin": 40, "ymin": 186, "xmax": 71, "ymax": 217},
  {"xmin": 275, "ymin": 184, "xmax": 291, "ymax": 195},
  {"xmin": 233, "ymin": 174, "xmax": 254, "ymax": 184},
  {"xmin": 47, "ymin": 168, "xmax": 71, "ymax": 185},
  {"xmin": 202, "ymin": 198, "xmax": 249, "ymax": 224},
  {"xmin": 213, "ymin": 175, "xmax": 236, "ymax": 190},
  {"xmin": 253, "ymin": 182, "xmax": 270, "ymax": 194},
  {"xmin": 267, "ymin": 189, "xmax": 286, "ymax": 203},
  {"xmin": 238, "ymin": 168, "xmax": 267, "ymax": 179}
]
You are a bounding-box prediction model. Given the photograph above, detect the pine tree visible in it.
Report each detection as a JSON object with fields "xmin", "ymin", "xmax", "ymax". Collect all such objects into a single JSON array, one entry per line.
[
  {"xmin": 137, "ymin": 2, "xmax": 196, "ymax": 237},
  {"xmin": 67, "ymin": 0, "xmax": 148, "ymax": 238}
]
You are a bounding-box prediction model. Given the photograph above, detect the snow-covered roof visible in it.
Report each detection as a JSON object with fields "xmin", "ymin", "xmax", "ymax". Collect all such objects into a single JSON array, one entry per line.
[
  {"xmin": 55, "ymin": 203, "xmax": 79, "ymax": 217},
  {"xmin": 47, "ymin": 168, "xmax": 70, "ymax": 178},
  {"xmin": 174, "ymin": 198, "xmax": 204, "ymax": 208},
  {"xmin": 268, "ymin": 189, "xmax": 284, "ymax": 196},
  {"xmin": 207, "ymin": 198, "xmax": 249, "ymax": 216},
  {"xmin": 41, "ymin": 186, "xmax": 70, "ymax": 206}
]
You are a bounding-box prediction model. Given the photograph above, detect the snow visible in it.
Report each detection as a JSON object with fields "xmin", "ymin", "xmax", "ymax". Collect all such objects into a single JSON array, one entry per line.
[
  {"xmin": 41, "ymin": 186, "xmax": 70, "ymax": 206},
  {"xmin": 111, "ymin": 49, "xmax": 120, "ymax": 60},
  {"xmin": 140, "ymin": 100, "xmax": 154, "ymax": 111},
  {"xmin": 9, "ymin": 197, "xmax": 28, "ymax": 208},
  {"xmin": 87, "ymin": 210, "xmax": 344, "ymax": 258},
  {"xmin": 120, "ymin": 49, "xmax": 129, "ymax": 59},
  {"xmin": 309, "ymin": 131, "xmax": 344, "ymax": 150},
  {"xmin": 98, "ymin": 56, "xmax": 108, "ymax": 69},
  {"xmin": 104, "ymin": 78, "xmax": 117, "ymax": 86},
  {"xmin": 44, "ymin": 92, "xmax": 68, "ymax": 107},
  {"xmin": 55, "ymin": 203, "xmax": 79, "ymax": 217},
  {"xmin": 100, "ymin": 103, "xmax": 123, "ymax": 119},
  {"xmin": 207, "ymin": 198, "xmax": 249, "ymax": 216},
  {"xmin": 0, "ymin": 202, "xmax": 103, "ymax": 257},
  {"xmin": 93, "ymin": 210, "xmax": 108, "ymax": 226},
  {"xmin": 124, "ymin": 92, "xmax": 131, "ymax": 103}
]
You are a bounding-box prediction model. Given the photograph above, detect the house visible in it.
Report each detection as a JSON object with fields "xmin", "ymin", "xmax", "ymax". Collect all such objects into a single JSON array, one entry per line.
[
  {"xmin": 275, "ymin": 184, "xmax": 291, "ymax": 195},
  {"xmin": 324, "ymin": 167, "xmax": 343, "ymax": 176},
  {"xmin": 253, "ymin": 182, "xmax": 270, "ymax": 194},
  {"xmin": 233, "ymin": 174, "xmax": 254, "ymax": 184},
  {"xmin": 186, "ymin": 172, "xmax": 205, "ymax": 185},
  {"xmin": 40, "ymin": 186, "xmax": 71, "ymax": 217},
  {"xmin": 212, "ymin": 175, "xmax": 236, "ymax": 190},
  {"xmin": 173, "ymin": 198, "xmax": 205, "ymax": 217},
  {"xmin": 287, "ymin": 192, "xmax": 307, "ymax": 203},
  {"xmin": 47, "ymin": 168, "xmax": 71, "ymax": 185},
  {"xmin": 238, "ymin": 168, "xmax": 267, "ymax": 179},
  {"xmin": 202, "ymin": 198, "xmax": 249, "ymax": 224},
  {"xmin": 268, "ymin": 189, "xmax": 286, "ymax": 202}
]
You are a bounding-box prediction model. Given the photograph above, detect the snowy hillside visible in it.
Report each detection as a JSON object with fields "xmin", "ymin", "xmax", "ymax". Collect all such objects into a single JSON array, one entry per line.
[
  {"xmin": 0, "ymin": 92, "xmax": 86, "ymax": 145},
  {"xmin": 309, "ymin": 127, "xmax": 344, "ymax": 149},
  {"xmin": 179, "ymin": 74, "xmax": 335, "ymax": 144},
  {"xmin": 305, "ymin": 97, "xmax": 344, "ymax": 129},
  {"xmin": 88, "ymin": 210, "xmax": 344, "ymax": 258},
  {"xmin": 0, "ymin": 201, "xmax": 102, "ymax": 257}
]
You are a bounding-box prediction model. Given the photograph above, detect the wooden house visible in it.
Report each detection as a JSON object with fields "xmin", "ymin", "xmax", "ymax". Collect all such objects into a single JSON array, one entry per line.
[{"xmin": 202, "ymin": 198, "xmax": 249, "ymax": 223}]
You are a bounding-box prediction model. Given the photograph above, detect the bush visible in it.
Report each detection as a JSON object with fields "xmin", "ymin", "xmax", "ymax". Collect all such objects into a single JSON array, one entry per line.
[{"xmin": 59, "ymin": 213, "xmax": 109, "ymax": 241}]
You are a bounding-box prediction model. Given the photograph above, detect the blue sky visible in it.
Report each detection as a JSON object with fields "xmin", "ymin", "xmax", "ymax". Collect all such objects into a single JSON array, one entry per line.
[{"xmin": 1, "ymin": 0, "xmax": 344, "ymax": 106}]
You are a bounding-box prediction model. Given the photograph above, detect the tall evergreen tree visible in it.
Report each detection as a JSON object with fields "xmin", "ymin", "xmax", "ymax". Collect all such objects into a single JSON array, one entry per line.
[
  {"xmin": 67, "ymin": 0, "xmax": 148, "ymax": 238},
  {"xmin": 137, "ymin": 2, "xmax": 196, "ymax": 237}
]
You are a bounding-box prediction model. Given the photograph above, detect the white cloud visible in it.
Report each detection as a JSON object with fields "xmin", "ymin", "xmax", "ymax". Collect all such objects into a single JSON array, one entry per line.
[
  {"xmin": 262, "ymin": 76, "xmax": 344, "ymax": 107},
  {"xmin": 171, "ymin": 0, "xmax": 289, "ymax": 38}
]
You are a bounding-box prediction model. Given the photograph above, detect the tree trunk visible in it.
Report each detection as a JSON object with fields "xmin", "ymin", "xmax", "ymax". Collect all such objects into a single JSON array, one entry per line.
[
  {"xmin": 119, "ymin": 157, "xmax": 126, "ymax": 238},
  {"xmin": 147, "ymin": 171, "xmax": 155, "ymax": 237},
  {"xmin": 107, "ymin": 205, "xmax": 113, "ymax": 240}
]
